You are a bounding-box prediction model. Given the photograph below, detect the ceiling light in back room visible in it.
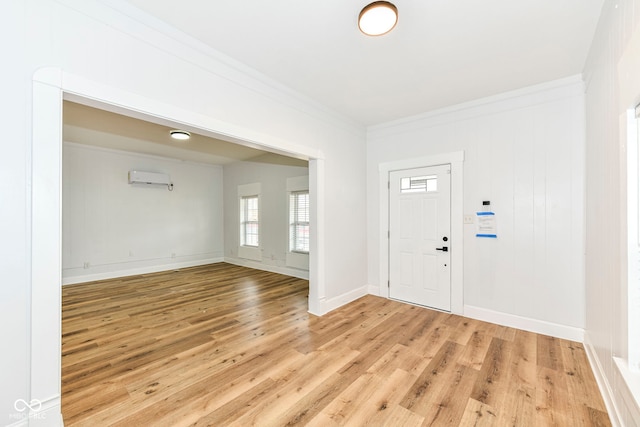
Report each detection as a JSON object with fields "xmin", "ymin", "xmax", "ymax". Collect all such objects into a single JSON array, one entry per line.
[
  {"xmin": 170, "ymin": 130, "xmax": 191, "ymax": 140},
  {"xmin": 358, "ymin": 1, "xmax": 398, "ymax": 36}
]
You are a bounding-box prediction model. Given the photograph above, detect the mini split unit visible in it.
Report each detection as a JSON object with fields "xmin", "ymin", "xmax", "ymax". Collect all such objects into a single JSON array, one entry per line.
[{"xmin": 128, "ymin": 170, "xmax": 173, "ymax": 191}]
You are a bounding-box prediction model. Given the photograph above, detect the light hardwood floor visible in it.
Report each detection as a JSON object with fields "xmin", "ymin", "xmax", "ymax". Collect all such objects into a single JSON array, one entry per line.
[{"xmin": 62, "ymin": 263, "xmax": 610, "ymax": 426}]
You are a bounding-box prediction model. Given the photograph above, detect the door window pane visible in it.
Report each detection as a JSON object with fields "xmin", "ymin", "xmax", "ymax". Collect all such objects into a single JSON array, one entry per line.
[{"xmin": 401, "ymin": 175, "xmax": 437, "ymax": 193}]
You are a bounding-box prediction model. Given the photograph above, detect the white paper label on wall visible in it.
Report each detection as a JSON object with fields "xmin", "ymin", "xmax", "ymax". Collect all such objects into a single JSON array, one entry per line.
[{"xmin": 476, "ymin": 212, "xmax": 497, "ymax": 238}]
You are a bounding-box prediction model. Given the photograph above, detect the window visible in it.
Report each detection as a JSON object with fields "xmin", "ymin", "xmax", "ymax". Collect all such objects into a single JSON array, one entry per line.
[
  {"xmin": 286, "ymin": 176, "xmax": 309, "ymax": 270},
  {"xmin": 241, "ymin": 195, "xmax": 259, "ymax": 247},
  {"xmin": 238, "ymin": 183, "xmax": 261, "ymax": 261},
  {"xmin": 289, "ymin": 191, "xmax": 309, "ymax": 253},
  {"xmin": 400, "ymin": 175, "xmax": 437, "ymax": 193}
]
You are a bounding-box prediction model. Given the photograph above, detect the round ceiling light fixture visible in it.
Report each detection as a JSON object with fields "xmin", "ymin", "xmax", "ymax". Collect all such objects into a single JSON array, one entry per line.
[
  {"xmin": 169, "ymin": 130, "xmax": 191, "ymax": 140},
  {"xmin": 358, "ymin": 1, "xmax": 398, "ymax": 36}
]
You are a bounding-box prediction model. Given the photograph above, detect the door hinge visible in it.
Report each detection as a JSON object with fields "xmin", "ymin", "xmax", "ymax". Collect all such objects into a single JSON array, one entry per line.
[
  {"xmin": 388, "ymin": 181, "xmax": 390, "ymax": 189},
  {"xmin": 387, "ymin": 230, "xmax": 390, "ymax": 238},
  {"xmin": 387, "ymin": 280, "xmax": 390, "ymax": 288}
]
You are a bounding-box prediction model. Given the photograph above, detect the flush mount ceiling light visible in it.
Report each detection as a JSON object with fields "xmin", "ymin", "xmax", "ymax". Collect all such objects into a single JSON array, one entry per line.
[
  {"xmin": 358, "ymin": 1, "xmax": 398, "ymax": 36},
  {"xmin": 169, "ymin": 130, "xmax": 191, "ymax": 140}
]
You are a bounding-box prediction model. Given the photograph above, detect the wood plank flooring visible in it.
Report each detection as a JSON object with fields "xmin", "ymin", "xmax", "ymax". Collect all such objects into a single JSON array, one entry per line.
[{"xmin": 62, "ymin": 263, "xmax": 610, "ymax": 426}]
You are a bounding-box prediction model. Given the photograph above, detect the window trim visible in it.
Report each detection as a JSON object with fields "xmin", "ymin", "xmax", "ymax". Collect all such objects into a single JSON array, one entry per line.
[
  {"xmin": 286, "ymin": 176, "xmax": 309, "ymax": 271},
  {"xmin": 289, "ymin": 190, "xmax": 310, "ymax": 254},
  {"xmin": 240, "ymin": 194, "xmax": 260, "ymax": 247},
  {"xmin": 237, "ymin": 182, "xmax": 261, "ymax": 262}
]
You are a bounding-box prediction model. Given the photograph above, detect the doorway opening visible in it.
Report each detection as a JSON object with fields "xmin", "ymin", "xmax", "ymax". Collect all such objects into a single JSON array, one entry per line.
[
  {"xmin": 61, "ymin": 100, "xmax": 310, "ymax": 285},
  {"xmin": 31, "ymin": 69, "xmax": 325, "ymax": 418}
]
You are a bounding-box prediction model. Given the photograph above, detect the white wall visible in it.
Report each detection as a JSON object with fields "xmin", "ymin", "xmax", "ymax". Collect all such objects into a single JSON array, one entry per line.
[
  {"xmin": 62, "ymin": 142, "xmax": 223, "ymax": 284},
  {"xmin": 0, "ymin": 2, "xmax": 30, "ymax": 425},
  {"xmin": 6, "ymin": 0, "xmax": 367, "ymax": 424},
  {"xmin": 223, "ymin": 156, "xmax": 309, "ymax": 278},
  {"xmin": 367, "ymin": 77, "xmax": 585, "ymax": 339},
  {"xmin": 583, "ymin": 0, "xmax": 640, "ymax": 424}
]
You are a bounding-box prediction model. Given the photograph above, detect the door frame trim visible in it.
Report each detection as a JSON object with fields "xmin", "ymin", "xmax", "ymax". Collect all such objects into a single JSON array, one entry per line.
[
  {"xmin": 30, "ymin": 68, "xmax": 326, "ymax": 419},
  {"xmin": 378, "ymin": 151, "xmax": 464, "ymax": 315}
]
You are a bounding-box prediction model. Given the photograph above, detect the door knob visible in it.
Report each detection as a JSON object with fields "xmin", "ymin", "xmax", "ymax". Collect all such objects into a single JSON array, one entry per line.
[{"xmin": 436, "ymin": 247, "xmax": 448, "ymax": 252}]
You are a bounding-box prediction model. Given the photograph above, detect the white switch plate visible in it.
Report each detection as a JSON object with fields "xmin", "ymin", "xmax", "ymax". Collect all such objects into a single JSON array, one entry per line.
[{"xmin": 464, "ymin": 214, "xmax": 474, "ymax": 224}]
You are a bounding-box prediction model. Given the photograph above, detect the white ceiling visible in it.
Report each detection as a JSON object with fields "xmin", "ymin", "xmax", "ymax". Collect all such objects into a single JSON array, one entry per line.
[
  {"xmin": 63, "ymin": 101, "xmax": 308, "ymax": 166},
  {"xmin": 125, "ymin": 0, "xmax": 604, "ymax": 126}
]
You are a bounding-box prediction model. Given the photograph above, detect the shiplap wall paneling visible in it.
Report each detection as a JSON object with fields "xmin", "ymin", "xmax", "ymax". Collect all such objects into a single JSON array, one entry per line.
[
  {"xmin": 367, "ymin": 77, "xmax": 585, "ymax": 339},
  {"xmin": 583, "ymin": 0, "xmax": 640, "ymax": 424},
  {"xmin": 62, "ymin": 142, "xmax": 224, "ymax": 283}
]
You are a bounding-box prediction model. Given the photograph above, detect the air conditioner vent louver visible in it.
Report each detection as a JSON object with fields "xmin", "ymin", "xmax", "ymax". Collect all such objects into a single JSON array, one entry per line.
[{"xmin": 128, "ymin": 171, "xmax": 173, "ymax": 190}]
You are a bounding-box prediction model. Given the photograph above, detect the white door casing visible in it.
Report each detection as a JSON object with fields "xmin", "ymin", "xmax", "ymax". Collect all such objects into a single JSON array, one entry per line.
[
  {"xmin": 627, "ymin": 108, "xmax": 640, "ymax": 372},
  {"xmin": 389, "ymin": 164, "xmax": 451, "ymax": 311}
]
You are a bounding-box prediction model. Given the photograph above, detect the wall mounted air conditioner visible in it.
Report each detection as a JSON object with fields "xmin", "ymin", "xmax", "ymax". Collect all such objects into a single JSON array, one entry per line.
[{"xmin": 128, "ymin": 170, "xmax": 173, "ymax": 190}]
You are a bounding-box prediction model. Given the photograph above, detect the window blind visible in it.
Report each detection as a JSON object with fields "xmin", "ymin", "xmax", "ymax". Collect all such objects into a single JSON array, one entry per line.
[
  {"xmin": 241, "ymin": 195, "xmax": 259, "ymax": 247},
  {"xmin": 289, "ymin": 191, "xmax": 309, "ymax": 253}
]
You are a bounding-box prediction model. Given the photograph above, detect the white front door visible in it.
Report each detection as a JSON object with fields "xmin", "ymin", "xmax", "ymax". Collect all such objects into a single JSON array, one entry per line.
[{"xmin": 389, "ymin": 164, "xmax": 451, "ymax": 311}]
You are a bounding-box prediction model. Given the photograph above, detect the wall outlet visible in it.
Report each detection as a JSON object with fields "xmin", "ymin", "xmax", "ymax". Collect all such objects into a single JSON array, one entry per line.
[
  {"xmin": 464, "ymin": 214, "xmax": 474, "ymax": 224},
  {"xmin": 83, "ymin": 262, "xmax": 90, "ymax": 269},
  {"xmin": 129, "ymin": 250, "xmax": 134, "ymax": 257},
  {"xmin": 171, "ymin": 252, "xmax": 176, "ymax": 258}
]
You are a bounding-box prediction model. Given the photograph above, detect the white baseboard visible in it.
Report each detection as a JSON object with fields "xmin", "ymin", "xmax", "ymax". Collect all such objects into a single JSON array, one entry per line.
[
  {"xmin": 224, "ymin": 257, "xmax": 309, "ymax": 280},
  {"xmin": 613, "ymin": 357, "xmax": 640, "ymax": 425},
  {"xmin": 311, "ymin": 285, "xmax": 368, "ymax": 316},
  {"xmin": 584, "ymin": 334, "xmax": 622, "ymax": 427},
  {"xmin": 463, "ymin": 305, "xmax": 584, "ymax": 342},
  {"xmin": 367, "ymin": 284, "xmax": 382, "ymax": 296},
  {"xmin": 62, "ymin": 257, "xmax": 224, "ymax": 285}
]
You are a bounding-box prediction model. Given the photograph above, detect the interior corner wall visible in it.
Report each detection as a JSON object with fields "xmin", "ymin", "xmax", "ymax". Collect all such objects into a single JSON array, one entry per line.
[
  {"xmin": 583, "ymin": 0, "xmax": 640, "ymax": 424},
  {"xmin": 367, "ymin": 77, "xmax": 586, "ymax": 335},
  {"xmin": 222, "ymin": 159, "xmax": 309, "ymax": 278},
  {"xmin": 6, "ymin": 0, "xmax": 367, "ymax": 424},
  {"xmin": 62, "ymin": 143, "xmax": 224, "ymax": 284}
]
